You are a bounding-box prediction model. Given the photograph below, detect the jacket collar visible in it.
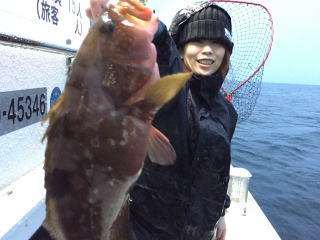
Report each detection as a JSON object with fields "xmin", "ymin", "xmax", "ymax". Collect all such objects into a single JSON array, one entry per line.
[{"xmin": 190, "ymin": 72, "xmax": 224, "ymax": 96}]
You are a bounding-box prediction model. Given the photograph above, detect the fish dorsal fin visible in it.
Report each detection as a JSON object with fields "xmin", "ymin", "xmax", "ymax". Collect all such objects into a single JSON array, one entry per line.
[
  {"xmin": 147, "ymin": 126, "xmax": 176, "ymax": 165},
  {"xmin": 145, "ymin": 73, "xmax": 191, "ymax": 107}
]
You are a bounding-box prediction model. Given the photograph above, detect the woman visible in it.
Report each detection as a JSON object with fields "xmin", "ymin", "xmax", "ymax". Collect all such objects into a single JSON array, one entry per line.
[{"xmin": 129, "ymin": 2, "xmax": 237, "ymax": 240}]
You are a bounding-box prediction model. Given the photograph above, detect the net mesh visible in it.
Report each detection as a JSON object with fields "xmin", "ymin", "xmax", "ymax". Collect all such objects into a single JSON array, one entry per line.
[{"xmin": 213, "ymin": 0, "xmax": 274, "ymax": 122}]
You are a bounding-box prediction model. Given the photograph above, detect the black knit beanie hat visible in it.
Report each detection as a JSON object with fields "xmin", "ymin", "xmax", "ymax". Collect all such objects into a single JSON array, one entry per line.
[{"xmin": 169, "ymin": 2, "xmax": 233, "ymax": 53}]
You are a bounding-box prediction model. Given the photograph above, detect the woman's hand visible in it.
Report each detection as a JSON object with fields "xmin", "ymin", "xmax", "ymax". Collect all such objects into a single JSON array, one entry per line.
[{"xmin": 214, "ymin": 216, "xmax": 226, "ymax": 240}]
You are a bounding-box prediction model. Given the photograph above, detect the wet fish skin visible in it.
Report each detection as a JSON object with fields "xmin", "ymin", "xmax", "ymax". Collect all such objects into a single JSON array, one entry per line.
[{"xmin": 38, "ymin": 1, "xmax": 190, "ymax": 240}]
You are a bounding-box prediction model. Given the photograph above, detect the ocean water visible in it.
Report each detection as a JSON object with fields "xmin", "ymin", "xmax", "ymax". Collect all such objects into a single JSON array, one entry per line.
[{"xmin": 231, "ymin": 82, "xmax": 320, "ymax": 240}]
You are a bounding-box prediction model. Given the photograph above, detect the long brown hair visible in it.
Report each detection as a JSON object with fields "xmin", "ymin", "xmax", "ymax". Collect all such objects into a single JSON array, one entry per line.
[{"xmin": 219, "ymin": 50, "xmax": 231, "ymax": 79}]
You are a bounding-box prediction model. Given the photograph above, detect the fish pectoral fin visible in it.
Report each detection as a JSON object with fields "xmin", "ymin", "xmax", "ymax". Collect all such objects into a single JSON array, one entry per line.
[
  {"xmin": 145, "ymin": 73, "xmax": 191, "ymax": 107},
  {"xmin": 147, "ymin": 126, "xmax": 176, "ymax": 165}
]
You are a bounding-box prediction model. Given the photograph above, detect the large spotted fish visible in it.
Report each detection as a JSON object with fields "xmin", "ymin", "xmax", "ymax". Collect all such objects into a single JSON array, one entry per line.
[{"xmin": 31, "ymin": 0, "xmax": 190, "ymax": 239}]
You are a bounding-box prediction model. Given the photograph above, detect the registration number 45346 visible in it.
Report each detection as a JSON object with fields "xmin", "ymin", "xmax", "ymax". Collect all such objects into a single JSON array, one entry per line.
[{"xmin": 0, "ymin": 88, "xmax": 47, "ymax": 136}]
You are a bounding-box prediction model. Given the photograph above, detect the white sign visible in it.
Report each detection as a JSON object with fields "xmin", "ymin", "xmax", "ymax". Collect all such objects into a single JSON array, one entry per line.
[{"xmin": 0, "ymin": 0, "xmax": 91, "ymax": 50}]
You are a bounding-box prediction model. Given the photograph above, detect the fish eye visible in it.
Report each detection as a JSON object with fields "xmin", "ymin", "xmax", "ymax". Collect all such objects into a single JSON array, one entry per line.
[{"xmin": 99, "ymin": 21, "xmax": 115, "ymax": 34}]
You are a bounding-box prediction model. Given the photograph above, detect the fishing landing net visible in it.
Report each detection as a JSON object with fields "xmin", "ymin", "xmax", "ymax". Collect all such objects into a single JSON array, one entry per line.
[{"xmin": 212, "ymin": 0, "xmax": 274, "ymax": 122}]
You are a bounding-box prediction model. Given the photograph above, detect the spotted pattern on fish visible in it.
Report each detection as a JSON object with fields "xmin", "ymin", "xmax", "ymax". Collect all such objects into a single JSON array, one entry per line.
[{"xmin": 32, "ymin": 1, "xmax": 191, "ymax": 240}]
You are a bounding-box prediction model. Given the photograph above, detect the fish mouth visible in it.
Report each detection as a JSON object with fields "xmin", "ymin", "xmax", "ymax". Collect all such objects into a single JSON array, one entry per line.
[
  {"xmin": 105, "ymin": 0, "xmax": 158, "ymax": 40},
  {"xmin": 108, "ymin": 0, "xmax": 153, "ymax": 22},
  {"xmin": 197, "ymin": 59, "xmax": 215, "ymax": 65}
]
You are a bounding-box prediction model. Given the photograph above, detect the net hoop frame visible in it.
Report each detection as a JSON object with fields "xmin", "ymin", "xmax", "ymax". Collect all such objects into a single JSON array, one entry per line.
[{"xmin": 210, "ymin": 0, "xmax": 274, "ymax": 101}]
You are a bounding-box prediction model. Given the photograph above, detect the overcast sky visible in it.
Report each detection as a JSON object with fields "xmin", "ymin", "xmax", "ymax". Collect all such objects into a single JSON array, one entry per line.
[{"xmin": 147, "ymin": 0, "xmax": 320, "ymax": 85}]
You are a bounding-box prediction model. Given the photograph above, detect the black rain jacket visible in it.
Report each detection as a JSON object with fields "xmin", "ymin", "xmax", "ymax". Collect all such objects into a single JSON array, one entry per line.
[{"xmin": 129, "ymin": 21, "xmax": 238, "ymax": 240}]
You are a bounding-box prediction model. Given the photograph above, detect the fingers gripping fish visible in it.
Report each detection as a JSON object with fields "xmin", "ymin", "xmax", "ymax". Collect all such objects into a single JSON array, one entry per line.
[{"xmin": 34, "ymin": 0, "xmax": 190, "ymax": 240}]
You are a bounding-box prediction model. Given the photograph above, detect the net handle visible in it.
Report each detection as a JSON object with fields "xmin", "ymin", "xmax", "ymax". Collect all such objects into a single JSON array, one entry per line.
[{"xmin": 211, "ymin": 0, "xmax": 274, "ymax": 100}]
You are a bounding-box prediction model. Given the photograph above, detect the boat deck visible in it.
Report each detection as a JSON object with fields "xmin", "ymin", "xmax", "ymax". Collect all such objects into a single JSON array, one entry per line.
[
  {"xmin": 0, "ymin": 165, "xmax": 281, "ymax": 240},
  {"xmin": 225, "ymin": 192, "xmax": 281, "ymax": 239}
]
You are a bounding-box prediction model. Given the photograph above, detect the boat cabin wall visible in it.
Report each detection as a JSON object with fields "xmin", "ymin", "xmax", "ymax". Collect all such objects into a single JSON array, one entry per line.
[{"xmin": 0, "ymin": 1, "xmax": 90, "ymax": 238}]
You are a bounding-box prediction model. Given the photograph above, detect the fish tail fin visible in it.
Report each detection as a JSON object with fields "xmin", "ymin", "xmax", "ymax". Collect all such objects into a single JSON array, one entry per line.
[
  {"xmin": 144, "ymin": 73, "xmax": 191, "ymax": 108},
  {"xmin": 147, "ymin": 126, "xmax": 176, "ymax": 165}
]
